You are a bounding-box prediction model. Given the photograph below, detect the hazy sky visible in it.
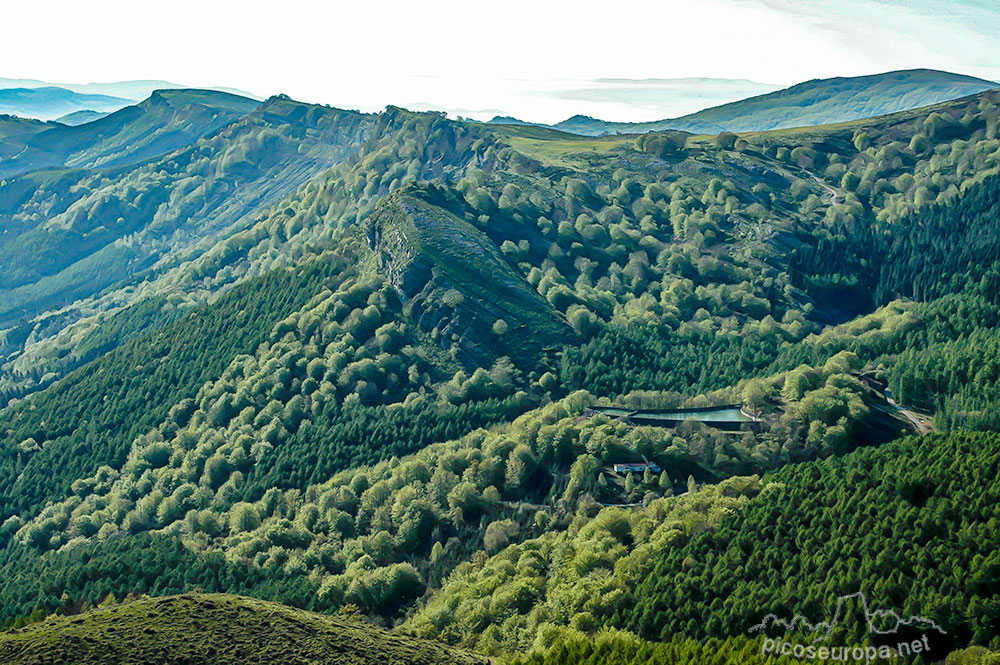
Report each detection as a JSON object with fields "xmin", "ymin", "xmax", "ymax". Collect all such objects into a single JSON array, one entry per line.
[{"xmin": 6, "ymin": 0, "xmax": 999, "ymax": 123}]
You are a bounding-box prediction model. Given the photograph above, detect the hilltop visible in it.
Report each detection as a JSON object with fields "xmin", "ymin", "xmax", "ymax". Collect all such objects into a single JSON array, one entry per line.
[
  {"xmin": 0, "ymin": 114, "xmax": 53, "ymax": 139},
  {"xmin": 53, "ymin": 110, "xmax": 111, "ymax": 125},
  {"xmin": 0, "ymin": 593, "xmax": 489, "ymax": 665}
]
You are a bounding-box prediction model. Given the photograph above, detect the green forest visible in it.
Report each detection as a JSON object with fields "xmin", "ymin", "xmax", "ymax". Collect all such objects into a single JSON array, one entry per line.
[{"xmin": 1, "ymin": 75, "xmax": 999, "ymax": 665}]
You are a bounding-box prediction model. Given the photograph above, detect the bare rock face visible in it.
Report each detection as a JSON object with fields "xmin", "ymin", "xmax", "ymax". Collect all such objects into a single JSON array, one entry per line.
[{"xmin": 369, "ymin": 188, "xmax": 574, "ymax": 371}]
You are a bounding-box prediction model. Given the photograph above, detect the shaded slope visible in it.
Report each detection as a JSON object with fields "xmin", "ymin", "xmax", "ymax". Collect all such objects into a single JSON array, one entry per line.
[
  {"xmin": 0, "ymin": 593, "xmax": 488, "ymax": 665},
  {"xmin": 790, "ymin": 169, "xmax": 1000, "ymax": 308},
  {"xmin": 0, "ymin": 95, "xmax": 373, "ymax": 326},
  {"xmin": 370, "ymin": 186, "xmax": 576, "ymax": 370},
  {"xmin": 0, "ymin": 88, "xmax": 259, "ymax": 177}
]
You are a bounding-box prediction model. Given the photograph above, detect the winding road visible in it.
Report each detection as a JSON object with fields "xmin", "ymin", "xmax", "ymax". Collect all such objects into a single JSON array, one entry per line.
[
  {"xmin": 812, "ymin": 176, "xmax": 841, "ymax": 205},
  {"xmin": 885, "ymin": 391, "xmax": 932, "ymax": 433}
]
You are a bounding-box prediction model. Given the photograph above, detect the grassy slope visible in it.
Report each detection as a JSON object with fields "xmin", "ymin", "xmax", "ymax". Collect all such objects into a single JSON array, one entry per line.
[
  {"xmin": 0, "ymin": 593, "xmax": 489, "ymax": 665},
  {"xmin": 371, "ymin": 188, "xmax": 575, "ymax": 370},
  {"xmin": 500, "ymin": 83, "xmax": 986, "ymax": 150},
  {"xmin": 498, "ymin": 129, "xmax": 635, "ymax": 168}
]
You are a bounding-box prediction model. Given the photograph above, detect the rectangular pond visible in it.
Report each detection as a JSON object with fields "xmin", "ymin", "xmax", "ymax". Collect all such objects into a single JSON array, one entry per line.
[{"xmin": 589, "ymin": 404, "xmax": 755, "ymax": 429}]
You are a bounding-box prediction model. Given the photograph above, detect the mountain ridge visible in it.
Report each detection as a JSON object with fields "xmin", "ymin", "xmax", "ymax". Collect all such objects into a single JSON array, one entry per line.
[
  {"xmin": 0, "ymin": 76, "xmax": 261, "ymax": 116},
  {"xmin": 0, "ymin": 91, "xmax": 372, "ymax": 330},
  {"xmin": 0, "ymin": 88, "xmax": 261, "ymax": 177},
  {"xmin": 495, "ymin": 69, "xmax": 998, "ymax": 136}
]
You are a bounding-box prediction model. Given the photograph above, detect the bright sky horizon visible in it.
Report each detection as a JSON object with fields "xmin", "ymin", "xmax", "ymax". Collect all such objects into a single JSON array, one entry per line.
[{"xmin": 6, "ymin": 0, "xmax": 1000, "ymax": 123}]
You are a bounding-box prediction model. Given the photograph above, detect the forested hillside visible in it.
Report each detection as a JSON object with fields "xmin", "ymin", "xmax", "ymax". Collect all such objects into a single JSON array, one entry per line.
[
  {"xmin": 483, "ymin": 433, "xmax": 1000, "ymax": 665},
  {"xmin": 1, "ymin": 81, "xmax": 999, "ymax": 664}
]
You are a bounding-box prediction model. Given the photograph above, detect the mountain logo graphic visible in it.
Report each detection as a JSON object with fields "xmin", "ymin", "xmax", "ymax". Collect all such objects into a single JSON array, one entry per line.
[{"xmin": 748, "ymin": 592, "xmax": 947, "ymax": 644}]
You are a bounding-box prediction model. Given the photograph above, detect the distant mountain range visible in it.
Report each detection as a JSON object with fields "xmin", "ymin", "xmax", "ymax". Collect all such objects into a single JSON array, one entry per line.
[
  {"xmin": 0, "ymin": 87, "xmax": 131, "ymax": 121},
  {"xmin": 0, "ymin": 77, "xmax": 258, "ymax": 100},
  {"xmin": 492, "ymin": 69, "xmax": 999, "ymax": 135},
  {"xmin": 0, "ymin": 77, "xmax": 260, "ymax": 121},
  {"xmin": 4, "ymin": 69, "xmax": 996, "ymax": 133},
  {"xmin": 399, "ymin": 76, "xmax": 783, "ymax": 124}
]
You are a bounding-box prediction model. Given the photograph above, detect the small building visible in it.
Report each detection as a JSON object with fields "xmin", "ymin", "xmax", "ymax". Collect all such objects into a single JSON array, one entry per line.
[{"xmin": 613, "ymin": 461, "xmax": 661, "ymax": 475}]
